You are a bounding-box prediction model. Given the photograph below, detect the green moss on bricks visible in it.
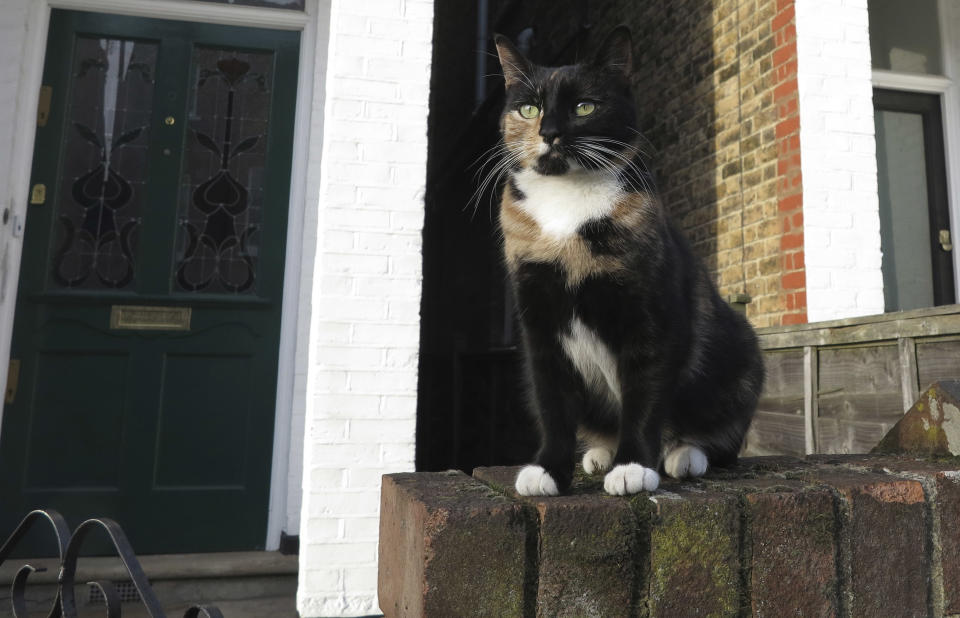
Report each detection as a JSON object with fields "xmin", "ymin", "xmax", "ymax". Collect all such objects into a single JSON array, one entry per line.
[
  {"xmin": 628, "ymin": 496, "xmax": 655, "ymax": 618},
  {"xmin": 649, "ymin": 499, "xmax": 740, "ymax": 618}
]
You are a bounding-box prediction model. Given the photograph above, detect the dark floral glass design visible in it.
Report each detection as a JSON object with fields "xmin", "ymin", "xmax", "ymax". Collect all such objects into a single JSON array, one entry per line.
[
  {"xmin": 175, "ymin": 48, "xmax": 272, "ymax": 294},
  {"xmin": 191, "ymin": 0, "xmax": 305, "ymax": 10},
  {"xmin": 51, "ymin": 37, "xmax": 156, "ymax": 289}
]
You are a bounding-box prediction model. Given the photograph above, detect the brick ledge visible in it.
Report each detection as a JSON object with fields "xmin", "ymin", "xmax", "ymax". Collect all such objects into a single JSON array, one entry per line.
[{"xmin": 379, "ymin": 455, "xmax": 960, "ymax": 617}]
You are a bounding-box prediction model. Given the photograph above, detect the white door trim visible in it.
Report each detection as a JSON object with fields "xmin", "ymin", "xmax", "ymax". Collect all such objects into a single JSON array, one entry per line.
[{"xmin": 2, "ymin": 0, "xmax": 319, "ymax": 551}]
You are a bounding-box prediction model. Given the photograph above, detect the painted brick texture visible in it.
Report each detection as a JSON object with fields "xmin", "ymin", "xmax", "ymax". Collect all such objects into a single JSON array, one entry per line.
[
  {"xmin": 297, "ymin": 0, "xmax": 432, "ymax": 616},
  {"xmin": 381, "ymin": 455, "xmax": 960, "ymax": 617},
  {"xmin": 795, "ymin": 0, "xmax": 884, "ymax": 321}
]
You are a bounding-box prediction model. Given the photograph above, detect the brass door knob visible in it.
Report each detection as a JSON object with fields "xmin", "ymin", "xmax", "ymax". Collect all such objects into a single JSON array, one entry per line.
[{"xmin": 164, "ymin": 116, "xmax": 176, "ymax": 126}]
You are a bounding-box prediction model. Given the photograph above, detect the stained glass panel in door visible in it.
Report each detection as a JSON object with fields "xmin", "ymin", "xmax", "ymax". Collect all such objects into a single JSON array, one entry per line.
[
  {"xmin": 174, "ymin": 47, "xmax": 273, "ymax": 294},
  {"xmin": 51, "ymin": 36, "xmax": 156, "ymax": 290}
]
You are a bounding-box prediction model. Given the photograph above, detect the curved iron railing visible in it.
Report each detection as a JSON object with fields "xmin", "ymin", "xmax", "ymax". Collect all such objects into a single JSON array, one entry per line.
[{"xmin": 0, "ymin": 509, "xmax": 224, "ymax": 617}]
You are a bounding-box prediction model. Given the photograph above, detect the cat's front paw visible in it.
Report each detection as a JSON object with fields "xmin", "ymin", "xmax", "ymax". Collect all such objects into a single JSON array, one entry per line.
[
  {"xmin": 664, "ymin": 444, "xmax": 709, "ymax": 479},
  {"xmin": 515, "ymin": 465, "xmax": 560, "ymax": 496},
  {"xmin": 604, "ymin": 463, "xmax": 659, "ymax": 495},
  {"xmin": 582, "ymin": 447, "xmax": 613, "ymax": 474}
]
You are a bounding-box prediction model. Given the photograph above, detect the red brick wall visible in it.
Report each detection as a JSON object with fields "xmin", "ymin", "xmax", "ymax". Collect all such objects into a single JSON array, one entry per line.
[{"xmin": 774, "ymin": 0, "xmax": 807, "ymax": 325}]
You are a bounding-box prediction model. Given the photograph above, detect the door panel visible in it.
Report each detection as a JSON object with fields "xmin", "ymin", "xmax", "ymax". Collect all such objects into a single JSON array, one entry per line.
[
  {"xmin": 155, "ymin": 353, "xmax": 253, "ymax": 488},
  {"xmin": 0, "ymin": 10, "xmax": 299, "ymax": 553},
  {"xmin": 874, "ymin": 89, "xmax": 955, "ymax": 311},
  {"xmin": 26, "ymin": 351, "xmax": 130, "ymax": 490}
]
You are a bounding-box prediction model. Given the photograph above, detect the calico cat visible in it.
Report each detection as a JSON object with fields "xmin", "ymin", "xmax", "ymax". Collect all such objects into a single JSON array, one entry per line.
[{"xmin": 491, "ymin": 26, "xmax": 765, "ymax": 496}]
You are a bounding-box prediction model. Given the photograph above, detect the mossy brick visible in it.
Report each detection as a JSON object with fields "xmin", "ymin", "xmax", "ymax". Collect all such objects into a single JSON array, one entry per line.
[
  {"xmin": 648, "ymin": 490, "xmax": 741, "ymax": 617},
  {"xmin": 472, "ymin": 465, "xmax": 522, "ymax": 495},
  {"xmin": 534, "ymin": 494, "xmax": 647, "ymax": 617},
  {"xmin": 711, "ymin": 455, "xmax": 808, "ymax": 479},
  {"xmin": 378, "ymin": 471, "xmax": 529, "ymax": 618},
  {"xmin": 804, "ymin": 471, "xmax": 930, "ymax": 617},
  {"xmin": 474, "ymin": 466, "xmax": 647, "ymax": 617},
  {"xmin": 745, "ymin": 486, "xmax": 839, "ymax": 617}
]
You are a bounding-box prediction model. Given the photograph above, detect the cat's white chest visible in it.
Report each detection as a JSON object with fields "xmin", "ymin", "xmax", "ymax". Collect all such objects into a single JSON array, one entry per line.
[
  {"xmin": 513, "ymin": 167, "xmax": 622, "ymax": 239},
  {"xmin": 559, "ymin": 317, "xmax": 622, "ymax": 405}
]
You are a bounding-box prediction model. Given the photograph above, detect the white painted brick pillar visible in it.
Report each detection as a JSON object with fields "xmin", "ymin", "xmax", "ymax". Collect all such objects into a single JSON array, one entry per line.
[
  {"xmin": 296, "ymin": 1, "xmax": 432, "ymax": 616},
  {"xmin": 795, "ymin": 0, "xmax": 886, "ymax": 321}
]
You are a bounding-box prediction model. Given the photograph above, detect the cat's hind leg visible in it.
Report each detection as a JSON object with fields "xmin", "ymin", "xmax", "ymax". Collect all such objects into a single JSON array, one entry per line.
[
  {"xmin": 663, "ymin": 443, "xmax": 709, "ymax": 479},
  {"xmin": 578, "ymin": 428, "xmax": 616, "ymax": 474}
]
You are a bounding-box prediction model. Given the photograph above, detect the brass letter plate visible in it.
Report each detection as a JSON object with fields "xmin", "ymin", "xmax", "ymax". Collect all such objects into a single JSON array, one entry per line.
[{"xmin": 110, "ymin": 305, "xmax": 191, "ymax": 331}]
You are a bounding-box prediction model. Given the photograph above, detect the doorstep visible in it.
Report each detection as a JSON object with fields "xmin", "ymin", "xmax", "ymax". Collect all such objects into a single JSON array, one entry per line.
[{"xmin": 0, "ymin": 551, "xmax": 298, "ymax": 617}]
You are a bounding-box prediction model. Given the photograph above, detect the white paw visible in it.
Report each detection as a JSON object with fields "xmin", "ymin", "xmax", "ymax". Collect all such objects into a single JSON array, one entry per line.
[
  {"xmin": 582, "ymin": 447, "xmax": 613, "ymax": 474},
  {"xmin": 515, "ymin": 465, "xmax": 559, "ymax": 496},
  {"xmin": 664, "ymin": 445, "xmax": 709, "ymax": 479},
  {"xmin": 604, "ymin": 463, "xmax": 660, "ymax": 495}
]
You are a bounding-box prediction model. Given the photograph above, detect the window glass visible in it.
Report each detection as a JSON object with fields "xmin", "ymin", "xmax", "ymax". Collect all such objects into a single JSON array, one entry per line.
[
  {"xmin": 869, "ymin": 0, "xmax": 943, "ymax": 74},
  {"xmin": 875, "ymin": 109, "xmax": 934, "ymax": 311}
]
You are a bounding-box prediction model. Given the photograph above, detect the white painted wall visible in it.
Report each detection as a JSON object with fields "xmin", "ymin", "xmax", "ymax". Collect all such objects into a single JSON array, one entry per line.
[
  {"xmin": 795, "ymin": 0, "xmax": 886, "ymax": 321},
  {"xmin": 295, "ymin": 0, "xmax": 431, "ymax": 615}
]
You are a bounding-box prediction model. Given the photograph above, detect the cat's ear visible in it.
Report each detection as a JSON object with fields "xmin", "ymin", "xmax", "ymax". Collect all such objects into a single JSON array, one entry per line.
[
  {"xmin": 594, "ymin": 25, "xmax": 632, "ymax": 77},
  {"xmin": 494, "ymin": 34, "xmax": 532, "ymax": 88}
]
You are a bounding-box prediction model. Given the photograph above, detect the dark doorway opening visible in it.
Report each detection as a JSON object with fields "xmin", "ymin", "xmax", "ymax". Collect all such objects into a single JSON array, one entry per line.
[{"xmin": 416, "ymin": 3, "xmax": 604, "ymax": 473}]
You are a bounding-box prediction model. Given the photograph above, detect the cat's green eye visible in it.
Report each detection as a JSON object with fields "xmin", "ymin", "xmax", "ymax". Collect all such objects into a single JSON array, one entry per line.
[
  {"xmin": 518, "ymin": 104, "xmax": 540, "ymax": 119},
  {"xmin": 575, "ymin": 102, "xmax": 596, "ymax": 116}
]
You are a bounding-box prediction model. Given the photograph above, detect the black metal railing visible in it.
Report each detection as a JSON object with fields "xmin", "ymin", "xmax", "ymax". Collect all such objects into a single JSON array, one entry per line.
[{"xmin": 0, "ymin": 509, "xmax": 223, "ymax": 617}]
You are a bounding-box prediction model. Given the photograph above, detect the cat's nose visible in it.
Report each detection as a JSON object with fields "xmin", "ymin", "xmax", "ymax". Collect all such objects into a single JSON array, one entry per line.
[{"xmin": 539, "ymin": 120, "xmax": 562, "ymax": 145}]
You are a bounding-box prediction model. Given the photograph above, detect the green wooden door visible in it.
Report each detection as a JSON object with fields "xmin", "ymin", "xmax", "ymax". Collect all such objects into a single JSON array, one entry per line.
[{"xmin": 0, "ymin": 10, "xmax": 299, "ymax": 553}]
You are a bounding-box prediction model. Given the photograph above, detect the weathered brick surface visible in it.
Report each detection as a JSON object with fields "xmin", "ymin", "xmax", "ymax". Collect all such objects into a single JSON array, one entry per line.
[
  {"xmin": 381, "ymin": 457, "xmax": 960, "ymax": 617},
  {"xmin": 937, "ymin": 471, "xmax": 960, "ymax": 615},
  {"xmin": 827, "ymin": 453, "xmax": 960, "ymax": 616},
  {"xmin": 378, "ymin": 471, "xmax": 528, "ymax": 618},
  {"xmin": 474, "ymin": 466, "xmax": 648, "ymax": 618},
  {"xmin": 744, "ymin": 484, "xmax": 839, "ymax": 616},
  {"xmin": 802, "ymin": 471, "xmax": 930, "ymax": 617},
  {"xmin": 648, "ymin": 490, "xmax": 741, "ymax": 617}
]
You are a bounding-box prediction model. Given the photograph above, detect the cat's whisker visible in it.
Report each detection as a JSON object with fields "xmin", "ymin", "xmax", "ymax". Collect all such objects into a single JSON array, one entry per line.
[
  {"xmin": 467, "ymin": 147, "xmax": 524, "ymax": 219},
  {"xmin": 578, "ymin": 136, "xmax": 648, "ymax": 161},
  {"xmin": 573, "ymin": 146, "xmax": 622, "ymax": 182},
  {"xmin": 469, "ymin": 140, "xmax": 509, "ymax": 172},
  {"xmin": 576, "ymin": 143, "xmax": 647, "ymax": 194},
  {"xmin": 579, "ymin": 142, "xmax": 655, "ymax": 195}
]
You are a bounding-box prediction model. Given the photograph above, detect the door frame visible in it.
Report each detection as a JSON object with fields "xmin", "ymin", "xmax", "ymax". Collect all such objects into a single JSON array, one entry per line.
[
  {"xmin": 871, "ymin": 0, "xmax": 960, "ymax": 300},
  {"xmin": 0, "ymin": 0, "xmax": 325, "ymax": 551},
  {"xmin": 873, "ymin": 88, "xmax": 956, "ymax": 307}
]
